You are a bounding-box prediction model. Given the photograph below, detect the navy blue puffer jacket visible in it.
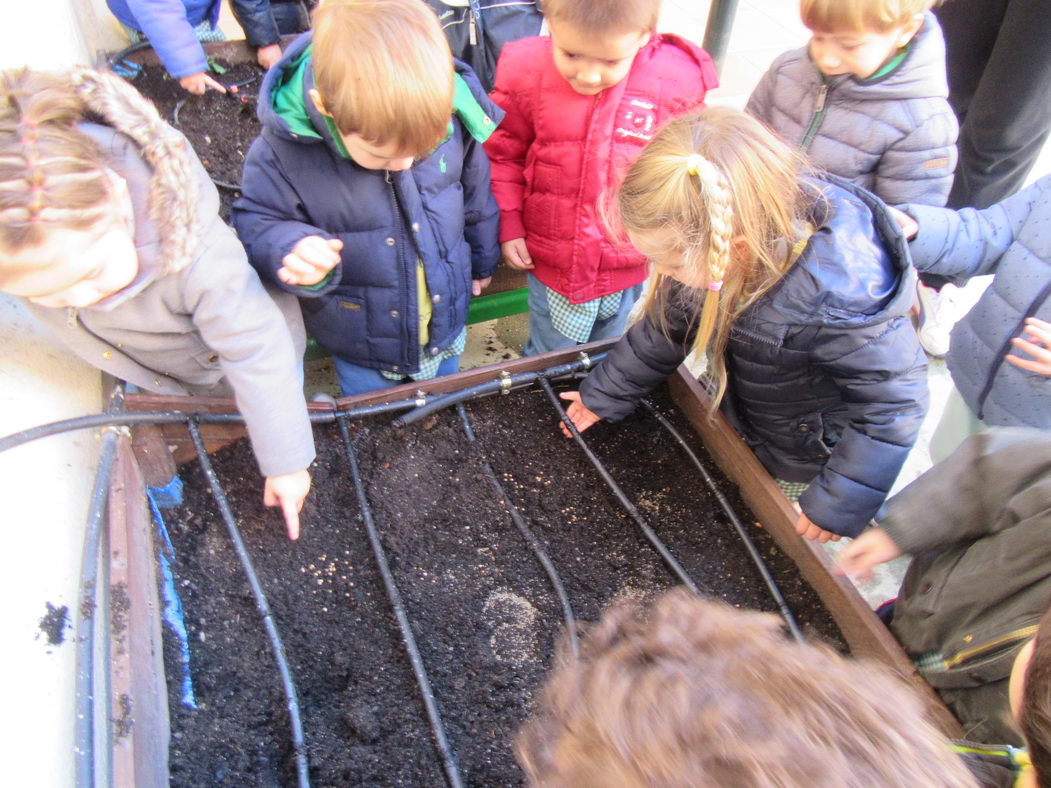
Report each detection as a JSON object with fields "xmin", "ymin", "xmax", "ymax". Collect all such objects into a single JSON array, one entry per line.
[
  {"xmin": 580, "ymin": 177, "xmax": 929, "ymax": 537},
  {"xmin": 233, "ymin": 33, "xmax": 502, "ymax": 375}
]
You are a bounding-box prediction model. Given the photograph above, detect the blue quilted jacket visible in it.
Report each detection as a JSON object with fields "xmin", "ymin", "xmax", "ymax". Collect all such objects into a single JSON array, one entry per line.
[
  {"xmin": 581, "ymin": 176, "xmax": 929, "ymax": 537},
  {"xmin": 233, "ymin": 34, "xmax": 502, "ymax": 374}
]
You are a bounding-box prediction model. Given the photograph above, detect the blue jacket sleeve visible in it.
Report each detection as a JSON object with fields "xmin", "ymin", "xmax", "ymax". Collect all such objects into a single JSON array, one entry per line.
[
  {"xmin": 232, "ymin": 136, "xmax": 343, "ymax": 298},
  {"xmin": 124, "ymin": 0, "xmax": 209, "ymax": 78},
  {"xmin": 228, "ymin": 0, "xmax": 280, "ymax": 48},
  {"xmin": 798, "ymin": 316, "xmax": 930, "ymax": 536},
  {"xmin": 460, "ymin": 131, "xmax": 501, "ymax": 280},
  {"xmin": 902, "ymin": 177, "xmax": 1048, "ymax": 284}
]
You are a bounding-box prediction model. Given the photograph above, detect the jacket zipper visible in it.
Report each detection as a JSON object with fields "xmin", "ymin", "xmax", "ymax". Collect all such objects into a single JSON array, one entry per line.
[
  {"xmin": 799, "ymin": 81, "xmax": 829, "ymax": 152},
  {"xmin": 468, "ymin": 7, "xmax": 477, "ymax": 45},
  {"xmin": 386, "ymin": 170, "xmax": 418, "ymax": 362},
  {"xmin": 67, "ymin": 307, "xmax": 78, "ymax": 328},
  {"xmin": 732, "ymin": 324, "xmax": 783, "ymax": 347},
  {"xmin": 943, "ymin": 625, "xmax": 1039, "ymax": 669}
]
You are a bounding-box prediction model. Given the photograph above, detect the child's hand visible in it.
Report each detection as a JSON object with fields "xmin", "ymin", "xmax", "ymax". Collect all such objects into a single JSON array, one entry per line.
[
  {"xmin": 558, "ymin": 391, "xmax": 601, "ymax": 437},
  {"xmin": 257, "ymin": 43, "xmax": 283, "ymax": 71},
  {"xmin": 501, "ymin": 238, "xmax": 534, "ymax": 270},
  {"xmin": 472, "ymin": 276, "xmax": 492, "ymax": 296},
  {"xmin": 1006, "ymin": 317, "xmax": 1051, "ymax": 377},
  {"xmin": 795, "ymin": 511, "xmax": 841, "ymax": 543},
  {"xmin": 836, "ymin": 528, "xmax": 902, "ymax": 582},
  {"xmin": 279, "ymin": 237, "xmax": 344, "ymax": 286},
  {"xmin": 179, "ymin": 71, "xmax": 227, "ymax": 95},
  {"xmin": 887, "ymin": 205, "xmax": 918, "ymax": 240},
  {"xmin": 263, "ymin": 468, "xmax": 312, "ymax": 540}
]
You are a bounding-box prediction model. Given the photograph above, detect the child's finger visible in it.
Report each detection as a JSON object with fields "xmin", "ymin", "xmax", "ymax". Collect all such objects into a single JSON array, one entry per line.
[
  {"xmin": 281, "ymin": 497, "xmax": 301, "ymax": 541},
  {"xmin": 1023, "ymin": 320, "xmax": 1051, "ymax": 347},
  {"xmin": 203, "ymin": 74, "xmax": 227, "ymax": 94},
  {"xmin": 327, "ymin": 238, "xmax": 344, "ymax": 252},
  {"xmin": 280, "ymin": 255, "xmax": 317, "ymax": 277}
]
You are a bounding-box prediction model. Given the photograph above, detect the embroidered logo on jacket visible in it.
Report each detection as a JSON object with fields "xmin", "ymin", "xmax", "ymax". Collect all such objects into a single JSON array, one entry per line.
[{"xmin": 616, "ymin": 98, "xmax": 657, "ymax": 142}]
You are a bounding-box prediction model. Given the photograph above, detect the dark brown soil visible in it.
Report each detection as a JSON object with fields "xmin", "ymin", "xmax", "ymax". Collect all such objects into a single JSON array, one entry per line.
[
  {"xmin": 132, "ymin": 60, "xmax": 262, "ymax": 218},
  {"xmin": 162, "ymin": 382, "xmax": 845, "ymax": 787},
  {"xmin": 38, "ymin": 602, "xmax": 69, "ymax": 646}
]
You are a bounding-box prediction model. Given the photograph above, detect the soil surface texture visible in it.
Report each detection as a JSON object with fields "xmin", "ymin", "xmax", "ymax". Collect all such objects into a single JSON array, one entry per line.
[
  {"xmin": 162, "ymin": 383, "xmax": 845, "ymax": 787},
  {"xmin": 132, "ymin": 60, "xmax": 262, "ymax": 219}
]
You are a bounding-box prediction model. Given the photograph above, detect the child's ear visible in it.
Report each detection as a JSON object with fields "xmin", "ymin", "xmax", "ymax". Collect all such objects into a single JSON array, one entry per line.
[
  {"xmin": 309, "ymin": 88, "xmax": 332, "ymax": 117},
  {"xmin": 896, "ymin": 13, "xmax": 924, "ymax": 48},
  {"xmin": 730, "ymin": 235, "xmax": 750, "ymax": 262}
]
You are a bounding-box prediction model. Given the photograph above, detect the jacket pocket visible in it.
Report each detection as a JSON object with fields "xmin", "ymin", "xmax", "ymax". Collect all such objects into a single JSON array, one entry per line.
[
  {"xmin": 523, "ymin": 160, "xmax": 561, "ymax": 242},
  {"xmin": 792, "ymin": 412, "xmax": 832, "ymax": 460}
]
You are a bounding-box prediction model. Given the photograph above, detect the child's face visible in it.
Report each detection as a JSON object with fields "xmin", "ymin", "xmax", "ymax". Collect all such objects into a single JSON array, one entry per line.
[
  {"xmin": 548, "ymin": 18, "xmax": 651, "ymax": 96},
  {"xmin": 1, "ymin": 210, "xmax": 138, "ymax": 310},
  {"xmin": 807, "ymin": 16, "xmax": 921, "ymax": 79},
  {"xmin": 631, "ymin": 229, "xmax": 708, "ymax": 289},
  {"xmin": 339, "ymin": 133, "xmax": 416, "ymax": 172}
]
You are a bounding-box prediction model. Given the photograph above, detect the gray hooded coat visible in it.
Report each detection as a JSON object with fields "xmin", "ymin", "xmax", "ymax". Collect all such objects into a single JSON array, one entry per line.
[
  {"xmin": 25, "ymin": 72, "xmax": 314, "ymax": 478},
  {"xmin": 746, "ymin": 13, "xmax": 958, "ymax": 206}
]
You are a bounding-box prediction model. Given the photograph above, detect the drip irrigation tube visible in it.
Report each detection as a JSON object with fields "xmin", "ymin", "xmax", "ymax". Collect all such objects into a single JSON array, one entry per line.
[
  {"xmin": 393, "ymin": 354, "xmax": 606, "ymax": 428},
  {"xmin": 639, "ymin": 400, "xmax": 804, "ymax": 642},
  {"xmin": 336, "ymin": 415, "xmax": 465, "ymax": 788},
  {"xmin": 74, "ymin": 400, "xmax": 123, "ymax": 787},
  {"xmin": 536, "ymin": 377, "xmax": 706, "ymax": 596},
  {"xmin": 185, "ymin": 420, "xmax": 311, "ymax": 788},
  {"xmin": 456, "ymin": 404, "xmax": 579, "ymax": 657}
]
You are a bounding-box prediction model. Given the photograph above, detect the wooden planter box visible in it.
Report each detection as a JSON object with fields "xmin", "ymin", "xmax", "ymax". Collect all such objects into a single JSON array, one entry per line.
[{"xmin": 107, "ymin": 340, "xmax": 960, "ymax": 785}]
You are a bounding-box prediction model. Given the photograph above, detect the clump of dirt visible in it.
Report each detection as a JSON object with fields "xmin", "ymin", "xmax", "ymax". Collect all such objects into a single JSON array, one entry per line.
[
  {"xmin": 38, "ymin": 602, "xmax": 69, "ymax": 646},
  {"xmin": 131, "ymin": 60, "xmax": 262, "ymax": 219},
  {"xmin": 161, "ymin": 383, "xmax": 845, "ymax": 786}
]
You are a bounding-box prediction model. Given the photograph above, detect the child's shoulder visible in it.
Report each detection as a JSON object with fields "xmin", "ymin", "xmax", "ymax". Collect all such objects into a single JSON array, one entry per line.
[{"xmin": 498, "ymin": 35, "xmax": 552, "ymax": 67}]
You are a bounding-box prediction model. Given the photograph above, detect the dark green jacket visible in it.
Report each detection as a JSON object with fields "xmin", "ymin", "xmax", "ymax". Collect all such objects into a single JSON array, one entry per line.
[{"xmin": 883, "ymin": 428, "xmax": 1051, "ymax": 745}]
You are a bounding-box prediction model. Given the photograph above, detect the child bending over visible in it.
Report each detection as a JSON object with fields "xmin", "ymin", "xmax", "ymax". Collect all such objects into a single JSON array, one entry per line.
[
  {"xmin": 233, "ymin": 0, "xmax": 502, "ymax": 396},
  {"xmin": 746, "ymin": 0, "xmax": 956, "ymax": 207},
  {"xmin": 517, "ymin": 589, "xmax": 977, "ymax": 787},
  {"xmin": 483, "ymin": 0, "xmax": 718, "ymax": 355},
  {"xmin": 562, "ymin": 108, "xmax": 928, "ymax": 542},
  {"xmin": 0, "ymin": 67, "xmax": 313, "ymax": 539}
]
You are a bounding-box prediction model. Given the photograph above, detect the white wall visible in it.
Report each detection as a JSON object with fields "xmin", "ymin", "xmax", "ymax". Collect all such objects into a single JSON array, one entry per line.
[{"xmin": 0, "ymin": 2, "xmax": 125, "ymax": 784}]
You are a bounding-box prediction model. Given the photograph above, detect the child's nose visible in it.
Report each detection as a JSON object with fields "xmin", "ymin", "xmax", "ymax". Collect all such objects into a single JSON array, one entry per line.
[
  {"xmin": 578, "ymin": 68, "xmax": 602, "ymax": 86},
  {"xmin": 812, "ymin": 44, "xmax": 842, "ymax": 70},
  {"xmin": 387, "ymin": 156, "xmax": 414, "ymax": 172}
]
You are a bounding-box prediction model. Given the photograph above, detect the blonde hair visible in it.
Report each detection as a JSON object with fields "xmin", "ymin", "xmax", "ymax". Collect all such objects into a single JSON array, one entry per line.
[
  {"xmin": 800, "ymin": 0, "xmax": 938, "ymax": 33},
  {"xmin": 0, "ymin": 67, "xmax": 195, "ymax": 277},
  {"xmin": 543, "ymin": 0, "xmax": 660, "ymax": 35},
  {"xmin": 311, "ymin": 0, "xmax": 453, "ymax": 156},
  {"xmin": 517, "ymin": 589, "xmax": 978, "ymax": 787},
  {"xmin": 615, "ymin": 107, "xmax": 814, "ymax": 411}
]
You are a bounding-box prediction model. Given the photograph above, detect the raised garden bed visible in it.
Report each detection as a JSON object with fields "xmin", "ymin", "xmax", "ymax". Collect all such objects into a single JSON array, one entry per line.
[{"xmin": 106, "ymin": 342, "xmax": 960, "ymax": 786}]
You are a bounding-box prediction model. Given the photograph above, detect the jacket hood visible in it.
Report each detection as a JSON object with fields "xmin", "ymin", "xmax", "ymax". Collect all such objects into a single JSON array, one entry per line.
[
  {"xmin": 645, "ymin": 33, "xmax": 720, "ymax": 91},
  {"xmin": 757, "ymin": 175, "xmax": 916, "ymax": 329},
  {"xmin": 70, "ymin": 68, "xmax": 202, "ymax": 291},
  {"xmin": 258, "ymin": 32, "xmax": 504, "ymax": 154},
  {"xmin": 827, "ymin": 13, "xmax": 950, "ymax": 101}
]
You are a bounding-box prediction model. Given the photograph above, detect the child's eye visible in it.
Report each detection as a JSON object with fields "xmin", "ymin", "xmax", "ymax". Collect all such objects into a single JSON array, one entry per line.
[
  {"xmin": 603, "ymin": 59, "xmax": 622, "ymax": 67},
  {"xmin": 561, "ymin": 51, "xmax": 579, "ymax": 61}
]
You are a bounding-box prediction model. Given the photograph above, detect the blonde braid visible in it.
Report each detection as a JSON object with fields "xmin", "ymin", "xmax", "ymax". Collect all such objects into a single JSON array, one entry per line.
[
  {"xmin": 685, "ymin": 152, "xmax": 734, "ymax": 354},
  {"xmin": 71, "ymin": 67, "xmax": 197, "ymax": 271}
]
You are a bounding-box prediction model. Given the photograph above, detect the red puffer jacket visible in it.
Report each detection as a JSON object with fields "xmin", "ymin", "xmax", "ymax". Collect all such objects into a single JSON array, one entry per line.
[{"xmin": 484, "ymin": 34, "xmax": 717, "ymax": 303}]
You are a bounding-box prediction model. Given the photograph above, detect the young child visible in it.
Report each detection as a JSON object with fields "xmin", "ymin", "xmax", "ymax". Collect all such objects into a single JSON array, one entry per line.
[
  {"xmin": 0, "ymin": 67, "xmax": 313, "ymax": 540},
  {"xmin": 561, "ymin": 108, "xmax": 929, "ymax": 543},
  {"xmin": 106, "ymin": 0, "xmax": 301, "ymax": 93},
  {"xmin": 746, "ymin": 0, "xmax": 957, "ymax": 207},
  {"xmin": 233, "ymin": 0, "xmax": 502, "ymax": 396},
  {"xmin": 483, "ymin": 0, "xmax": 718, "ymax": 356},
  {"xmin": 839, "ymin": 427, "xmax": 1051, "ymax": 786},
  {"xmin": 891, "ymin": 176, "xmax": 1051, "ymax": 447},
  {"xmin": 516, "ymin": 589, "xmax": 979, "ymax": 787}
]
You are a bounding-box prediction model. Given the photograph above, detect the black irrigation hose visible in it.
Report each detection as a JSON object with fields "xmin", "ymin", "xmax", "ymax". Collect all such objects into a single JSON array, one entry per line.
[
  {"xmin": 638, "ymin": 400, "xmax": 804, "ymax": 642},
  {"xmin": 185, "ymin": 420, "xmax": 310, "ymax": 788},
  {"xmin": 106, "ymin": 39, "xmax": 153, "ymax": 68},
  {"xmin": 393, "ymin": 354, "xmax": 607, "ymax": 428},
  {"xmin": 73, "ymin": 417, "xmax": 122, "ymax": 787},
  {"xmin": 336, "ymin": 415, "xmax": 465, "ymax": 788},
  {"xmin": 536, "ymin": 377, "xmax": 705, "ymax": 596},
  {"xmin": 455, "ymin": 404, "xmax": 579, "ymax": 658}
]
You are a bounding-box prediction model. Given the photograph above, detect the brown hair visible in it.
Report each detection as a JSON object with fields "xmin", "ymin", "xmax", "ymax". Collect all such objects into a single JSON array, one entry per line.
[
  {"xmin": 1020, "ymin": 604, "xmax": 1051, "ymax": 787},
  {"xmin": 614, "ymin": 107, "xmax": 815, "ymax": 411},
  {"xmin": 0, "ymin": 67, "xmax": 195, "ymax": 274},
  {"xmin": 518, "ymin": 589, "xmax": 977, "ymax": 787},
  {"xmin": 311, "ymin": 0, "xmax": 453, "ymax": 156},
  {"xmin": 800, "ymin": 0, "xmax": 939, "ymax": 33},
  {"xmin": 542, "ymin": 0, "xmax": 660, "ymax": 36}
]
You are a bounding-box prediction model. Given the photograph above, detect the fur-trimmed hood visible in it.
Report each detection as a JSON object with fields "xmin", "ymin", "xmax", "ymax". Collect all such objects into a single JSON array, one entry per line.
[{"xmin": 72, "ymin": 68, "xmax": 206, "ymax": 298}]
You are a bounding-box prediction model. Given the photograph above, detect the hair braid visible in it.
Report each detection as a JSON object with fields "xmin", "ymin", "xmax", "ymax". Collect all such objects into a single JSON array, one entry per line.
[{"xmin": 689, "ymin": 153, "xmax": 734, "ymax": 353}]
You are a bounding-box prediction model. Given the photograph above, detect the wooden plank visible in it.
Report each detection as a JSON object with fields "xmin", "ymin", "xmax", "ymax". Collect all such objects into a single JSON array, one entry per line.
[
  {"xmin": 109, "ymin": 437, "xmax": 170, "ymax": 787},
  {"xmin": 667, "ymin": 369, "xmax": 962, "ymax": 736}
]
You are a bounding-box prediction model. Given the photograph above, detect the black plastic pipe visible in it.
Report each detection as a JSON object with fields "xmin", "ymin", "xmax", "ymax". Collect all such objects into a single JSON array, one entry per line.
[
  {"xmin": 456, "ymin": 404, "xmax": 579, "ymax": 657},
  {"xmin": 186, "ymin": 421, "xmax": 311, "ymax": 788},
  {"xmin": 702, "ymin": 0, "xmax": 740, "ymax": 73},
  {"xmin": 393, "ymin": 355, "xmax": 606, "ymax": 428},
  {"xmin": 336, "ymin": 416, "xmax": 464, "ymax": 788},
  {"xmin": 536, "ymin": 378, "xmax": 706, "ymax": 596},
  {"xmin": 639, "ymin": 400, "xmax": 804, "ymax": 642}
]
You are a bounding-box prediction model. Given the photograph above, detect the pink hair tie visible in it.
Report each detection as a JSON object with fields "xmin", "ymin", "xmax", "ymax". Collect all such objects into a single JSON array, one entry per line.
[{"xmin": 708, "ymin": 280, "xmax": 724, "ymax": 292}]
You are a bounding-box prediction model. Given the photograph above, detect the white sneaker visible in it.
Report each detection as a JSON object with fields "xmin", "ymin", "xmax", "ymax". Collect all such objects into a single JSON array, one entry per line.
[{"xmin": 915, "ymin": 283, "xmax": 961, "ymax": 358}]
